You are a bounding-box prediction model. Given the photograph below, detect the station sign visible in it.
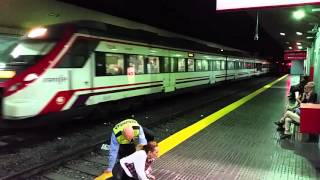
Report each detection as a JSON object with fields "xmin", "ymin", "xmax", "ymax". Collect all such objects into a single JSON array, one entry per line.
[
  {"xmin": 284, "ymin": 50, "xmax": 306, "ymax": 61},
  {"xmin": 216, "ymin": 0, "xmax": 320, "ymax": 11}
]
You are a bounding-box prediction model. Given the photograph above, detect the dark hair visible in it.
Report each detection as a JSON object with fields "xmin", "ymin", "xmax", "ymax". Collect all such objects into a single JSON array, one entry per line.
[{"xmin": 143, "ymin": 141, "xmax": 158, "ymax": 153}]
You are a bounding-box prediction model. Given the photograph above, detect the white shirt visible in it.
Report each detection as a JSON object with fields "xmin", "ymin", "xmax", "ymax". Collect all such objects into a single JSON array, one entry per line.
[{"xmin": 120, "ymin": 150, "xmax": 148, "ymax": 180}]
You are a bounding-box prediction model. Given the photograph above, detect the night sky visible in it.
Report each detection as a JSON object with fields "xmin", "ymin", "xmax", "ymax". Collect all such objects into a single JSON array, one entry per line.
[{"xmin": 60, "ymin": 0, "xmax": 283, "ymax": 60}]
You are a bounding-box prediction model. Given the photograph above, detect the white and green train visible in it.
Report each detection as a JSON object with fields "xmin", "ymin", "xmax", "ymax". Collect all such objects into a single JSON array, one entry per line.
[{"xmin": 0, "ymin": 21, "xmax": 270, "ymax": 123}]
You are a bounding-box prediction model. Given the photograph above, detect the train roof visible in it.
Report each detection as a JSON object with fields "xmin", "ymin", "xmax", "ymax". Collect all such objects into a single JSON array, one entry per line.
[{"xmin": 48, "ymin": 20, "xmax": 259, "ymax": 59}]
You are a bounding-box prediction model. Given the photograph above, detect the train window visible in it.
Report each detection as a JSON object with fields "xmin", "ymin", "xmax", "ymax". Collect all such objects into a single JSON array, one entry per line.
[
  {"xmin": 171, "ymin": 58, "xmax": 178, "ymax": 72},
  {"xmin": 245, "ymin": 62, "xmax": 251, "ymax": 69},
  {"xmin": 128, "ymin": 55, "xmax": 144, "ymax": 75},
  {"xmin": 105, "ymin": 53, "xmax": 124, "ymax": 75},
  {"xmin": 240, "ymin": 62, "xmax": 244, "ymax": 69},
  {"xmin": 146, "ymin": 56, "xmax": 160, "ymax": 74},
  {"xmin": 162, "ymin": 57, "xmax": 170, "ymax": 73},
  {"xmin": 178, "ymin": 58, "xmax": 185, "ymax": 72},
  {"xmin": 257, "ymin": 63, "xmax": 262, "ymax": 71},
  {"xmin": 215, "ymin": 61, "xmax": 221, "ymax": 71},
  {"xmin": 3, "ymin": 40, "xmax": 56, "ymax": 65},
  {"xmin": 221, "ymin": 61, "xmax": 226, "ymax": 70},
  {"xmin": 227, "ymin": 61, "xmax": 234, "ymax": 70},
  {"xmin": 211, "ymin": 61, "xmax": 216, "ymax": 71},
  {"xmin": 202, "ymin": 60, "xmax": 209, "ymax": 71},
  {"xmin": 187, "ymin": 59, "xmax": 194, "ymax": 72},
  {"xmin": 57, "ymin": 39, "xmax": 97, "ymax": 68},
  {"xmin": 95, "ymin": 52, "xmax": 106, "ymax": 76},
  {"xmin": 234, "ymin": 61, "xmax": 238, "ymax": 69},
  {"xmin": 195, "ymin": 59, "xmax": 202, "ymax": 71}
]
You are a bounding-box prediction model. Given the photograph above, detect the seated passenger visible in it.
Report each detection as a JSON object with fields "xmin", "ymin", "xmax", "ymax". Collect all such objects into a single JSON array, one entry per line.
[
  {"xmin": 288, "ymin": 75, "xmax": 308, "ymax": 101},
  {"xmin": 275, "ymin": 82, "xmax": 317, "ymax": 139}
]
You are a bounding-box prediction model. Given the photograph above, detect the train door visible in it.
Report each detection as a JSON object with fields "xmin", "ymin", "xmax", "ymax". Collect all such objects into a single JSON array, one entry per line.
[
  {"xmin": 163, "ymin": 57, "xmax": 176, "ymax": 92},
  {"xmin": 209, "ymin": 60, "xmax": 215, "ymax": 84}
]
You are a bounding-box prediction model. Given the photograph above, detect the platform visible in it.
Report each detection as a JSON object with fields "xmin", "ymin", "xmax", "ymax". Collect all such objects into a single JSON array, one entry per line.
[{"xmin": 152, "ymin": 75, "xmax": 320, "ymax": 179}]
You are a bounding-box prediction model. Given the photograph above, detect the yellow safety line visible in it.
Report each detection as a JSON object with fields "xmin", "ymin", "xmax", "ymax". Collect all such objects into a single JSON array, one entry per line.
[{"xmin": 95, "ymin": 75, "xmax": 287, "ymax": 180}]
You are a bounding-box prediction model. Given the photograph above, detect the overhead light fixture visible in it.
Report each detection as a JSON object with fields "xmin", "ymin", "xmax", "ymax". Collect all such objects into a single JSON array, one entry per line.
[
  {"xmin": 220, "ymin": 49, "xmax": 224, "ymax": 52},
  {"xmin": 296, "ymin": 32, "xmax": 303, "ymax": 36},
  {"xmin": 297, "ymin": 46, "xmax": 303, "ymax": 49},
  {"xmin": 296, "ymin": 42, "xmax": 301, "ymax": 45},
  {"xmin": 293, "ymin": 10, "xmax": 305, "ymax": 20},
  {"xmin": 285, "ymin": 42, "xmax": 290, "ymax": 44},
  {"xmin": 280, "ymin": 32, "xmax": 286, "ymax": 36},
  {"xmin": 288, "ymin": 47, "xmax": 292, "ymax": 50},
  {"xmin": 306, "ymin": 36, "xmax": 314, "ymax": 39}
]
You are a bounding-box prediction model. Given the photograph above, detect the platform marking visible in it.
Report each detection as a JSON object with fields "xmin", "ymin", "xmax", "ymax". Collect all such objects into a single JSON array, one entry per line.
[{"xmin": 95, "ymin": 75, "xmax": 287, "ymax": 180}]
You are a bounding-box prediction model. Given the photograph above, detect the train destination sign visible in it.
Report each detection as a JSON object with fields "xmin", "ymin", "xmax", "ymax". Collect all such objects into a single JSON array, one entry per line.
[
  {"xmin": 216, "ymin": 0, "xmax": 320, "ymax": 11},
  {"xmin": 284, "ymin": 50, "xmax": 307, "ymax": 61}
]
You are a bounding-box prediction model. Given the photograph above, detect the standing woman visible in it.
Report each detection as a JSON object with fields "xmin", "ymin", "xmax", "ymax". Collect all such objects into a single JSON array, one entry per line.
[{"xmin": 112, "ymin": 141, "xmax": 159, "ymax": 180}]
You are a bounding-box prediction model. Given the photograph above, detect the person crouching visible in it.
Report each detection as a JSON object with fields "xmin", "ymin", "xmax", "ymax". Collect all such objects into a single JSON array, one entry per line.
[{"xmin": 112, "ymin": 141, "xmax": 159, "ymax": 180}]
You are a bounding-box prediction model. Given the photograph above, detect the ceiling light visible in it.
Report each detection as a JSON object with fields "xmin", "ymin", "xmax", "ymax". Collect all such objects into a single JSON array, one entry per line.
[
  {"xmin": 280, "ymin": 32, "xmax": 286, "ymax": 36},
  {"xmin": 220, "ymin": 49, "xmax": 224, "ymax": 52},
  {"xmin": 293, "ymin": 10, "xmax": 305, "ymax": 20},
  {"xmin": 285, "ymin": 42, "xmax": 290, "ymax": 44},
  {"xmin": 296, "ymin": 32, "xmax": 303, "ymax": 36},
  {"xmin": 306, "ymin": 36, "xmax": 314, "ymax": 39},
  {"xmin": 296, "ymin": 42, "xmax": 301, "ymax": 45},
  {"xmin": 297, "ymin": 46, "xmax": 303, "ymax": 49},
  {"xmin": 288, "ymin": 47, "xmax": 292, "ymax": 50}
]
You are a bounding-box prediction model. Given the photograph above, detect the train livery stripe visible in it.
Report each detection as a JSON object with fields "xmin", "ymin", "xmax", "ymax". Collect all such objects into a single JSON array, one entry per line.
[
  {"xmin": 176, "ymin": 77, "xmax": 209, "ymax": 84},
  {"xmin": 40, "ymin": 82, "xmax": 163, "ymax": 114},
  {"xmin": 70, "ymin": 84, "xmax": 163, "ymax": 108},
  {"xmin": 176, "ymin": 76, "xmax": 209, "ymax": 81}
]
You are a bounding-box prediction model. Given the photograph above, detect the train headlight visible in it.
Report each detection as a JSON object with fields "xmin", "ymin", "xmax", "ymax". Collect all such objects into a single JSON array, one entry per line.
[
  {"xmin": 24, "ymin": 73, "xmax": 39, "ymax": 82},
  {"xmin": 27, "ymin": 27, "xmax": 47, "ymax": 38}
]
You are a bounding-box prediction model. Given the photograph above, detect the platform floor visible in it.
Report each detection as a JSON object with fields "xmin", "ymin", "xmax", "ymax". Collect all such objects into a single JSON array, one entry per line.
[{"xmin": 152, "ymin": 76, "xmax": 320, "ymax": 180}]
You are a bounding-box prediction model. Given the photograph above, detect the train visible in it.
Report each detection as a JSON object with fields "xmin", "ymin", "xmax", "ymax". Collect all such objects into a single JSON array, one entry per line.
[{"xmin": 0, "ymin": 20, "xmax": 271, "ymax": 125}]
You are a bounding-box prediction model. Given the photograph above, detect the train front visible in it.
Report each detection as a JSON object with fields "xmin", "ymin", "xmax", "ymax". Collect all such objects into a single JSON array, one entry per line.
[{"xmin": 0, "ymin": 25, "xmax": 72, "ymax": 122}]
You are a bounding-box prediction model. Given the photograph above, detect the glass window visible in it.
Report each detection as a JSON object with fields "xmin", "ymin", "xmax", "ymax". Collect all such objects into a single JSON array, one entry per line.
[
  {"xmin": 57, "ymin": 39, "xmax": 97, "ymax": 68},
  {"xmin": 171, "ymin": 58, "xmax": 177, "ymax": 72},
  {"xmin": 227, "ymin": 61, "xmax": 234, "ymax": 70},
  {"xmin": 187, "ymin": 59, "xmax": 194, "ymax": 72},
  {"xmin": 128, "ymin": 55, "xmax": 144, "ymax": 75},
  {"xmin": 105, "ymin": 53, "xmax": 124, "ymax": 75},
  {"xmin": 215, "ymin": 60, "xmax": 221, "ymax": 70},
  {"xmin": 146, "ymin": 56, "xmax": 160, "ymax": 74},
  {"xmin": 221, "ymin": 61, "xmax": 226, "ymax": 70},
  {"xmin": 202, "ymin": 60, "xmax": 209, "ymax": 71},
  {"xmin": 178, "ymin": 58, "xmax": 185, "ymax": 72},
  {"xmin": 240, "ymin": 62, "xmax": 244, "ymax": 69},
  {"xmin": 245, "ymin": 62, "xmax": 251, "ymax": 69},
  {"xmin": 163, "ymin": 57, "xmax": 171, "ymax": 73},
  {"xmin": 2, "ymin": 40, "xmax": 56, "ymax": 66},
  {"xmin": 212, "ymin": 61, "xmax": 216, "ymax": 71},
  {"xmin": 196, "ymin": 59, "xmax": 202, "ymax": 71}
]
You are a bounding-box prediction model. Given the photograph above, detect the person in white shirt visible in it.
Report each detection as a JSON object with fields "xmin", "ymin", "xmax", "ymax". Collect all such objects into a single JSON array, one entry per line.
[{"xmin": 112, "ymin": 141, "xmax": 159, "ymax": 180}]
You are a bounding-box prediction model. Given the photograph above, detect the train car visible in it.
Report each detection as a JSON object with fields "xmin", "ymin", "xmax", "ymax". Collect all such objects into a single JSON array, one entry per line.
[{"xmin": 0, "ymin": 21, "xmax": 270, "ymax": 124}]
